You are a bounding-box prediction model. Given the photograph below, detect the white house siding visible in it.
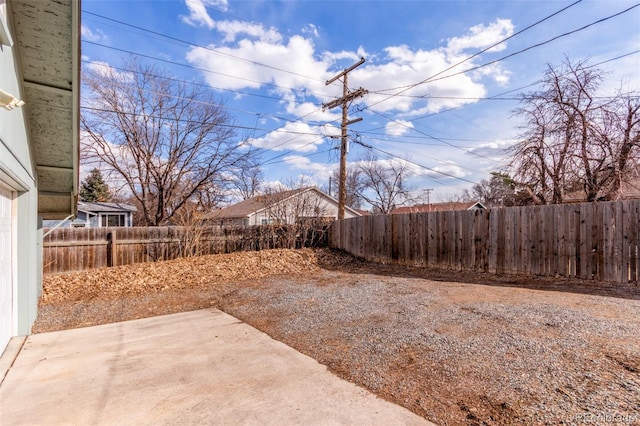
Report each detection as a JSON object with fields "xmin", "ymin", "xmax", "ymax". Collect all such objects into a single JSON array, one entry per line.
[
  {"xmin": 0, "ymin": 183, "xmax": 14, "ymax": 351},
  {"xmin": 250, "ymin": 190, "xmax": 360, "ymax": 225},
  {"xmin": 0, "ymin": 2, "xmax": 42, "ymax": 355}
]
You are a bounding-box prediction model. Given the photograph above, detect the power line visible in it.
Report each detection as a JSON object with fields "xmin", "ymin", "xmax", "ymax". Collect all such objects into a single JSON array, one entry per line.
[
  {"xmin": 370, "ymin": 109, "xmax": 497, "ymax": 162},
  {"xmin": 82, "ymin": 60, "xmax": 285, "ymax": 103},
  {"xmin": 81, "ymin": 58, "xmax": 337, "ymax": 149},
  {"xmin": 83, "ymin": 10, "xmax": 325, "ymax": 84},
  {"xmin": 354, "ymin": 45, "xmax": 640, "ymax": 188},
  {"xmin": 416, "ymin": 3, "xmax": 640, "ymax": 87},
  {"xmin": 315, "ymin": 47, "xmax": 640, "ymax": 189},
  {"xmin": 82, "ymin": 67, "xmax": 321, "ymax": 127},
  {"xmin": 84, "ymin": 40, "xmax": 313, "ymax": 95},
  {"xmin": 80, "ymin": 5, "xmax": 639, "ymax": 192},
  {"xmin": 262, "ymin": 147, "xmax": 337, "ymax": 166},
  {"xmin": 366, "ymin": 2, "xmax": 638, "ymax": 111},
  {"xmin": 359, "ymin": 49, "xmax": 640, "ymax": 156},
  {"xmin": 357, "ymin": 133, "xmax": 501, "ymax": 144},
  {"xmin": 81, "ymin": 106, "xmax": 333, "ymax": 138},
  {"xmin": 358, "ymin": 134, "xmax": 493, "ymax": 175},
  {"xmin": 369, "ymin": 47, "xmax": 640, "ymax": 102},
  {"xmin": 358, "ymin": 143, "xmax": 476, "ymax": 188},
  {"xmin": 365, "ymin": 0, "xmax": 583, "ymax": 108}
]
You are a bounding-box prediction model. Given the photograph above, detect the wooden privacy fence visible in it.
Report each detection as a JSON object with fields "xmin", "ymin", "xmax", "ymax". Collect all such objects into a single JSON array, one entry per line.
[
  {"xmin": 329, "ymin": 200, "xmax": 640, "ymax": 284},
  {"xmin": 43, "ymin": 225, "xmax": 328, "ymax": 275}
]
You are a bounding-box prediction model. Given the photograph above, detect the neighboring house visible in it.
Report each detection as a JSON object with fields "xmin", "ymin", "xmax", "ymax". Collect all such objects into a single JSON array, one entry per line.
[
  {"xmin": 77, "ymin": 202, "xmax": 137, "ymax": 227},
  {"xmin": 210, "ymin": 187, "xmax": 361, "ymax": 226},
  {"xmin": 0, "ymin": 0, "xmax": 80, "ymax": 354},
  {"xmin": 43, "ymin": 202, "xmax": 137, "ymax": 228},
  {"xmin": 392, "ymin": 201, "xmax": 487, "ymax": 214},
  {"xmin": 563, "ymin": 178, "xmax": 640, "ymax": 203}
]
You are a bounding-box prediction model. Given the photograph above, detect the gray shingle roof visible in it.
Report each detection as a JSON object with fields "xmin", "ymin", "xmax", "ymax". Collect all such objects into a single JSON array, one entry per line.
[
  {"xmin": 78, "ymin": 202, "xmax": 138, "ymax": 213},
  {"xmin": 212, "ymin": 188, "xmax": 308, "ymax": 219}
]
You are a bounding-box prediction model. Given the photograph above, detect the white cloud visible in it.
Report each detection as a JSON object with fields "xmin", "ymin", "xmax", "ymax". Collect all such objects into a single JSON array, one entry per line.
[
  {"xmin": 372, "ymin": 155, "xmax": 467, "ymax": 181},
  {"xmin": 215, "ymin": 20, "xmax": 282, "ymax": 43},
  {"xmin": 302, "ymin": 23, "xmax": 319, "ymax": 38},
  {"xmin": 352, "ymin": 20, "xmax": 513, "ymax": 115},
  {"xmin": 283, "ymin": 155, "xmax": 327, "ymax": 173},
  {"xmin": 81, "ymin": 24, "xmax": 108, "ymax": 43},
  {"xmin": 185, "ymin": 17, "xmax": 516, "ymax": 121},
  {"xmin": 430, "ymin": 162, "xmax": 468, "ymax": 179},
  {"xmin": 472, "ymin": 62, "xmax": 512, "ymax": 86},
  {"xmin": 385, "ymin": 120, "xmax": 414, "ymax": 136},
  {"xmin": 445, "ymin": 19, "xmax": 514, "ymax": 55},
  {"xmin": 282, "ymin": 99, "xmax": 341, "ymax": 123},
  {"xmin": 182, "ymin": 0, "xmax": 217, "ymax": 29},
  {"xmin": 248, "ymin": 121, "xmax": 327, "ymax": 152},
  {"xmin": 322, "ymin": 50, "xmax": 361, "ymax": 64},
  {"xmin": 358, "ymin": 53, "xmax": 489, "ymax": 115},
  {"xmin": 468, "ymin": 140, "xmax": 516, "ymax": 161},
  {"xmin": 85, "ymin": 61, "xmax": 133, "ymax": 81},
  {"xmin": 186, "ymin": 35, "xmax": 329, "ymax": 93},
  {"xmin": 282, "ymin": 156, "xmax": 335, "ymax": 185}
]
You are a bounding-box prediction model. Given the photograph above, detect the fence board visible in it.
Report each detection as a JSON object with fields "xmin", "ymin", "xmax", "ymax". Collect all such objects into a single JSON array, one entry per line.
[
  {"xmin": 624, "ymin": 201, "xmax": 639, "ymax": 283},
  {"xmin": 329, "ymin": 201, "xmax": 640, "ymax": 284},
  {"xmin": 43, "ymin": 224, "xmax": 328, "ymax": 274}
]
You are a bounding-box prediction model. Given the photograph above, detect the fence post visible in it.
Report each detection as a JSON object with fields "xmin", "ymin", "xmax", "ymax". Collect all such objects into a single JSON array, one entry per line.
[{"xmin": 107, "ymin": 230, "xmax": 117, "ymax": 267}]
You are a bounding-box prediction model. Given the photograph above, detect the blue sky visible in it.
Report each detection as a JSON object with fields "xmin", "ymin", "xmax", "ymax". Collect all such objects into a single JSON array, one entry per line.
[{"xmin": 80, "ymin": 0, "xmax": 640, "ymax": 204}]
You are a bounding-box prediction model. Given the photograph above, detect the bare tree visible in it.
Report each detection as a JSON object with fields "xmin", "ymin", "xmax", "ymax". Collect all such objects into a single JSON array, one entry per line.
[
  {"xmin": 509, "ymin": 58, "xmax": 640, "ymax": 204},
  {"xmin": 593, "ymin": 95, "xmax": 640, "ymax": 200},
  {"xmin": 356, "ymin": 152, "xmax": 414, "ymax": 213},
  {"xmin": 232, "ymin": 152, "xmax": 264, "ymax": 200},
  {"xmin": 259, "ymin": 179, "xmax": 331, "ymax": 248},
  {"xmin": 464, "ymin": 172, "xmax": 518, "ymax": 208},
  {"xmin": 260, "ymin": 179, "xmax": 330, "ymax": 225},
  {"xmin": 81, "ymin": 58, "xmax": 253, "ymax": 226},
  {"xmin": 170, "ymin": 200, "xmax": 208, "ymax": 257},
  {"xmin": 328, "ymin": 166, "xmax": 364, "ymax": 210}
]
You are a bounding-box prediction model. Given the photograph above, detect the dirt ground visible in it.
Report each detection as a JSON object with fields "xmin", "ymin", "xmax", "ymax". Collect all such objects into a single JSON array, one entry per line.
[{"xmin": 34, "ymin": 248, "xmax": 640, "ymax": 426}]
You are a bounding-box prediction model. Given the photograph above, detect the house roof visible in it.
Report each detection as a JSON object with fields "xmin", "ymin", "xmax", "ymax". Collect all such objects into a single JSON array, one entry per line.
[
  {"xmin": 211, "ymin": 187, "xmax": 361, "ymax": 219},
  {"xmin": 392, "ymin": 201, "xmax": 486, "ymax": 214},
  {"xmin": 78, "ymin": 202, "xmax": 137, "ymax": 214},
  {"xmin": 10, "ymin": 0, "xmax": 81, "ymax": 219},
  {"xmin": 212, "ymin": 188, "xmax": 306, "ymax": 219}
]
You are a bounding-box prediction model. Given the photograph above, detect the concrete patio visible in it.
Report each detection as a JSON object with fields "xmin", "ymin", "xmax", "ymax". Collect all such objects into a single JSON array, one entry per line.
[{"xmin": 0, "ymin": 308, "xmax": 433, "ymax": 425}]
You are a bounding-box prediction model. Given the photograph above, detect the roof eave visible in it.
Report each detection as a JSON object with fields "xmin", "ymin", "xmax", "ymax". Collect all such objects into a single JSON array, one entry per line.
[{"xmin": 11, "ymin": 0, "xmax": 81, "ymax": 219}]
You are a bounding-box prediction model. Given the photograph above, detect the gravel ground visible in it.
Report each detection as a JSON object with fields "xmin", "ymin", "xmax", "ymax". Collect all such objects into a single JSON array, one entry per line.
[{"xmin": 34, "ymin": 248, "xmax": 640, "ymax": 426}]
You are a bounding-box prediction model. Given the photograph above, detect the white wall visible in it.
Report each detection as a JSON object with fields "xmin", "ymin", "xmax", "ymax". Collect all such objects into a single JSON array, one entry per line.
[
  {"xmin": 249, "ymin": 189, "xmax": 360, "ymax": 225},
  {"xmin": 0, "ymin": 2, "xmax": 42, "ymax": 345}
]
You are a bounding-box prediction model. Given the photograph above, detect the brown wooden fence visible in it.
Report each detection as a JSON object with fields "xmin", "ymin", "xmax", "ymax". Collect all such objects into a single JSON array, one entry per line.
[
  {"xmin": 329, "ymin": 200, "xmax": 640, "ymax": 284},
  {"xmin": 43, "ymin": 225, "xmax": 328, "ymax": 275}
]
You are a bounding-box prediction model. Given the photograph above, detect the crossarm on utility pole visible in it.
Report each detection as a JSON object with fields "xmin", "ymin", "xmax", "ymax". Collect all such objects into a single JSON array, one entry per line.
[{"xmin": 323, "ymin": 58, "xmax": 367, "ymax": 220}]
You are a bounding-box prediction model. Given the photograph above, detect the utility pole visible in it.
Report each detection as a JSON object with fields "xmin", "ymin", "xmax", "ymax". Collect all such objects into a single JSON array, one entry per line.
[
  {"xmin": 323, "ymin": 57, "xmax": 367, "ymax": 220},
  {"xmin": 423, "ymin": 188, "xmax": 433, "ymax": 212}
]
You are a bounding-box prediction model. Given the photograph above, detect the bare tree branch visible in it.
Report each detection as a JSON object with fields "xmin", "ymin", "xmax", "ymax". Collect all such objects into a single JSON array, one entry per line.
[
  {"xmin": 81, "ymin": 57, "xmax": 256, "ymax": 225},
  {"xmin": 356, "ymin": 151, "xmax": 415, "ymax": 213},
  {"xmin": 509, "ymin": 57, "xmax": 639, "ymax": 204}
]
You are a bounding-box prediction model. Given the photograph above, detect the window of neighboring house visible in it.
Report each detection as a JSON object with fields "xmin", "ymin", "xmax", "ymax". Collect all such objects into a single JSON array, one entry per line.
[
  {"xmin": 242, "ymin": 218, "xmax": 249, "ymax": 226},
  {"xmin": 261, "ymin": 218, "xmax": 268, "ymax": 225},
  {"xmin": 101, "ymin": 214, "xmax": 126, "ymax": 227}
]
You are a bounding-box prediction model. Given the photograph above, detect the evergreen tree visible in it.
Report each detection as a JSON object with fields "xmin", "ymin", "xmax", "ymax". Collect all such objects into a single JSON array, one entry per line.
[{"xmin": 80, "ymin": 168, "xmax": 111, "ymax": 202}]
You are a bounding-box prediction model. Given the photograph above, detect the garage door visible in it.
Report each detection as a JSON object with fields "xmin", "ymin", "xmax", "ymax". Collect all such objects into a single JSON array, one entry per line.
[{"xmin": 0, "ymin": 182, "xmax": 14, "ymax": 354}]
